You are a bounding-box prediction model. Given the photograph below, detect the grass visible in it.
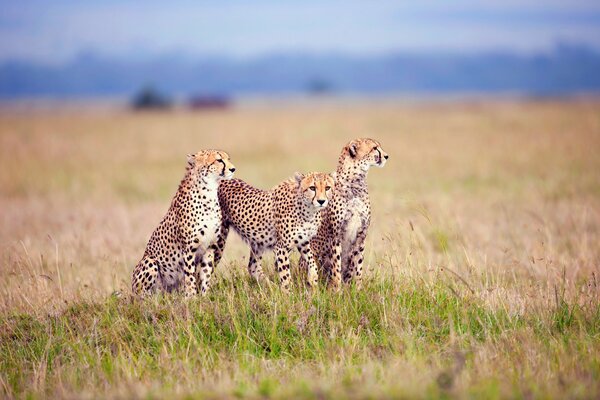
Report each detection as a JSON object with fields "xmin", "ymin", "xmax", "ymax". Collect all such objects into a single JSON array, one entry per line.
[
  {"xmin": 2, "ymin": 275, "xmax": 598, "ymax": 398},
  {"xmin": 1, "ymin": 99, "xmax": 599, "ymax": 398}
]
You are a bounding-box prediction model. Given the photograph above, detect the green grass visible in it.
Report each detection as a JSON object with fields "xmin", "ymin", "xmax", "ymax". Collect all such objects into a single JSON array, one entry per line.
[{"xmin": 2, "ymin": 271, "xmax": 598, "ymax": 399}]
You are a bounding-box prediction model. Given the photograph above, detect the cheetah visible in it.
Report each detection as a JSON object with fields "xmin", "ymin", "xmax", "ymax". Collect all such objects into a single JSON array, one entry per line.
[
  {"xmin": 131, "ymin": 150, "xmax": 236, "ymax": 297},
  {"xmin": 304, "ymin": 138, "xmax": 388, "ymax": 290},
  {"xmin": 214, "ymin": 172, "xmax": 335, "ymax": 290}
]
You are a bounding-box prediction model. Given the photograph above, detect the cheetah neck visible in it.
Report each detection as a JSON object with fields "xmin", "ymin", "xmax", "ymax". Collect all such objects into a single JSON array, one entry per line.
[
  {"xmin": 336, "ymin": 162, "xmax": 369, "ymax": 196},
  {"xmin": 199, "ymin": 174, "xmax": 220, "ymax": 193},
  {"xmin": 178, "ymin": 170, "xmax": 220, "ymax": 201}
]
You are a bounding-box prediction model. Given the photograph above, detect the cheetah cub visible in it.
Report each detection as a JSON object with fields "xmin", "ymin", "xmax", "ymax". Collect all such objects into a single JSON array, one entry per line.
[
  {"xmin": 132, "ymin": 150, "xmax": 236, "ymax": 297},
  {"xmin": 306, "ymin": 138, "xmax": 388, "ymax": 289},
  {"xmin": 215, "ymin": 172, "xmax": 335, "ymax": 291}
]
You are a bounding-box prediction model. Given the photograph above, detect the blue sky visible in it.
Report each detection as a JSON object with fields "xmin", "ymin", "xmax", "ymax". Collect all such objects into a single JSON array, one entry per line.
[{"xmin": 1, "ymin": 0, "xmax": 600, "ymax": 63}]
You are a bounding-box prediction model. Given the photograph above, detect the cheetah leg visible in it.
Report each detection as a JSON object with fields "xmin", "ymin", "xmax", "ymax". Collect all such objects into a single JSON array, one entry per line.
[
  {"xmin": 275, "ymin": 244, "xmax": 292, "ymax": 292},
  {"xmin": 213, "ymin": 222, "xmax": 230, "ymax": 268},
  {"xmin": 343, "ymin": 229, "xmax": 368, "ymax": 288},
  {"xmin": 198, "ymin": 249, "xmax": 215, "ymax": 296},
  {"xmin": 298, "ymin": 242, "xmax": 318, "ymax": 288},
  {"xmin": 183, "ymin": 242, "xmax": 199, "ymax": 298},
  {"xmin": 131, "ymin": 257, "xmax": 159, "ymax": 297},
  {"xmin": 327, "ymin": 239, "xmax": 343, "ymax": 291},
  {"xmin": 315, "ymin": 242, "xmax": 331, "ymax": 284},
  {"xmin": 297, "ymin": 241, "xmax": 318, "ymax": 272},
  {"xmin": 298, "ymin": 256, "xmax": 307, "ymax": 271},
  {"xmin": 248, "ymin": 247, "xmax": 265, "ymax": 281}
]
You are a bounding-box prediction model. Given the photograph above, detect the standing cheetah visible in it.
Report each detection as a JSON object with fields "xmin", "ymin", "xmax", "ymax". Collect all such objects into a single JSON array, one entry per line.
[
  {"xmin": 131, "ymin": 150, "xmax": 236, "ymax": 297},
  {"xmin": 306, "ymin": 138, "xmax": 388, "ymax": 289},
  {"xmin": 214, "ymin": 172, "xmax": 335, "ymax": 290}
]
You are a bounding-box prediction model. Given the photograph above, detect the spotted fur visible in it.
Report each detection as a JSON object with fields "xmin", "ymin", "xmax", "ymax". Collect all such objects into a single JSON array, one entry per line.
[
  {"xmin": 306, "ymin": 138, "xmax": 388, "ymax": 289},
  {"xmin": 215, "ymin": 172, "xmax": 335, "ymax": 290},
  {"xmin": 131, "ymin": 150, "xmax": 236, "ymax": 297}
]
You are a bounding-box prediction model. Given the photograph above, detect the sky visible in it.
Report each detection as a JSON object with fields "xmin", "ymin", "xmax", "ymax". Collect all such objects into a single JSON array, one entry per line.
[{"xmin": 1, "ymin": 0, "xmax": 600, "ymax": 64}]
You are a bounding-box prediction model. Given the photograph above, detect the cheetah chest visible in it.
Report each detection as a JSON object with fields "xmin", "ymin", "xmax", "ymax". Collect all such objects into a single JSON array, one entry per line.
[
  {"xmin": 193, "ymin": 199, "xmax": 222, "ymax": 250},
  {"xmin": 342, "ymin": 197, "xmax": 368, "ymax": 247},
  {"xmin": 198, "ymin": 215, "xmax": 221, "ymax": 248},
  {"xmin": 297, "ymin": 220, "xmax": 318, "ymax": 242}
]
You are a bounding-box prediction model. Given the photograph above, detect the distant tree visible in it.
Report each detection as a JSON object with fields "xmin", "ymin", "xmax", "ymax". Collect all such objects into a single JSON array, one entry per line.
[
  {"xmin": 306, "ymin": 78, "xmax": 334, "ymax": 95},
  {"xmin": 131, "ymin": 86, "xmax": 172, "ymax": 110}
]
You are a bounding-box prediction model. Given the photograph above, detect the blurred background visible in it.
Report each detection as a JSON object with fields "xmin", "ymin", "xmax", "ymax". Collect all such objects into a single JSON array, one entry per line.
[{"xmin": 1, "ymin": 0, "xmax": 600, "ymax": 104}]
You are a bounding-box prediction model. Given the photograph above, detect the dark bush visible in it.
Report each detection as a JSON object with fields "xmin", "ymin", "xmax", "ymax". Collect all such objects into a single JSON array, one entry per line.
[{"xmin": 131, "ymin": 86, "xmax": 172, "ymax": 110}]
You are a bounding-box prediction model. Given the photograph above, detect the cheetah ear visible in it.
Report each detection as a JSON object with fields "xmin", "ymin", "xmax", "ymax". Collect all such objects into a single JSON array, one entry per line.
[
  {"xmin": 187, "ymin": 154, "xmax": 196, "ymax": 168},
  {"xmin": 330, "ymin": 171, "xmax": 337, "ymax": 183},
  {"xmin": 294, "ymin": 172, "xmax": 304, "ymax": 185},
  {"xmin": 348, "ymin": 142, "xmax": 358, "ymax": 158}
]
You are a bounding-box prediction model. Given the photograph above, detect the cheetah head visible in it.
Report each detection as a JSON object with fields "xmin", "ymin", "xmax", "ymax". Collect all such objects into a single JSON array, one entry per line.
[
  {"xmin": 343, "ymin": 138, "xmax": 388, "ymax": 172},
  {"xmin": 187, "ymin": 150, "xmax": 236, "ymax": 181},
  {"xmin": 295, "ymin": 172, "xmax": 336, "ymax": 209}
]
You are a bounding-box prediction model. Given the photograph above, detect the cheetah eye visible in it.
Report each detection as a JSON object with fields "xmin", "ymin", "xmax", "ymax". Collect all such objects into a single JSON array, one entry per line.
[
  {"xmin": 325, "ymin": 186, "xmax": 331, "ymax": 191},
  {"xmin": 309, "ymin": 186, "xmax": 316, "ymax": 191}
]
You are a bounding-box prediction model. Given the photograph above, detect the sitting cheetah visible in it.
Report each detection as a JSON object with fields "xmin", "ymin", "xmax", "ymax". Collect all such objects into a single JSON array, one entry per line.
[
  {"xmin": 305, "ymin": 138, "xmax": 388, "ymax": 289},
  {"xmin": 131, "ymin": 150, "xmax": 236, "ymax": 297},
  {"xmin": 214, "ymin": 172, "xmax": 335, "ymax": 290}
]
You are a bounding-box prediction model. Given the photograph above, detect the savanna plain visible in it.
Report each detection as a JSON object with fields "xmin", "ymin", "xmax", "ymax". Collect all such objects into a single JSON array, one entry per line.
[{"xmin": 0, "ymin": 99, "xmax": 599, "ymax": 399}]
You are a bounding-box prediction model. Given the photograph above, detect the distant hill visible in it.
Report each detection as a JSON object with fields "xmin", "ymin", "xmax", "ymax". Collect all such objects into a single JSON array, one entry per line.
[{"xmin": 1, "ymin": 44, "xmax": 599, "ymax": 98}]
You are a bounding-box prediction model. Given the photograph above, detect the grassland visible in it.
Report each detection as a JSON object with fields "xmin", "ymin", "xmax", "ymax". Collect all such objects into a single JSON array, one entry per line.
[{"xmin": 0, "ymin": 99, "xmax": 599, "ymax": 399}]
